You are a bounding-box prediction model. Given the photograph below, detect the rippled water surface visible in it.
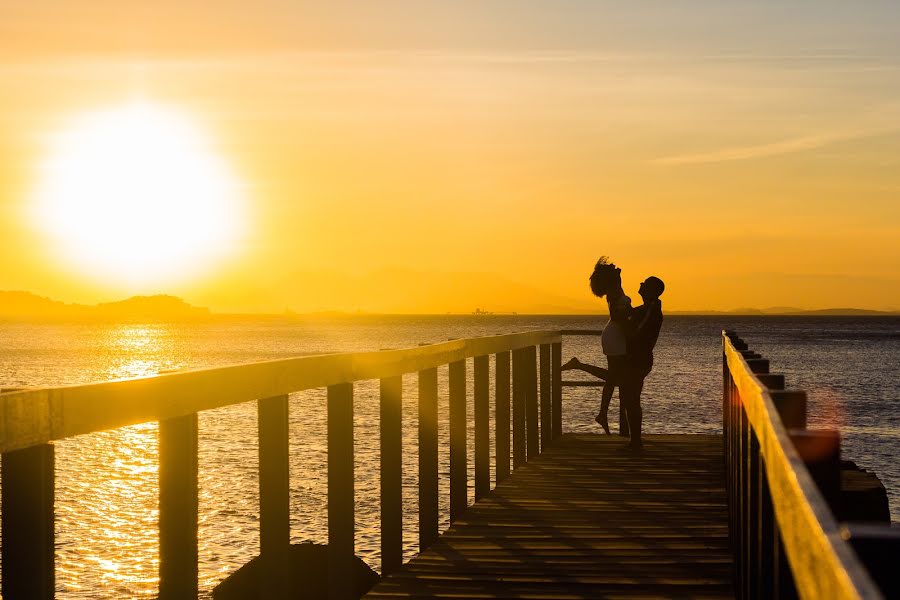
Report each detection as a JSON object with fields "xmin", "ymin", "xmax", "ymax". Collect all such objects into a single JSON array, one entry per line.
[{"xmin": 1, "ymin": 315, "xmax": 898, "ymax": 597}]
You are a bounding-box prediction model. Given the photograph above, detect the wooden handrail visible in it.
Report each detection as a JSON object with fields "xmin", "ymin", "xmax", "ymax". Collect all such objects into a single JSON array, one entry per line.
[
  {"xmin": 723, "ymin": 333, "xmax": 882, "ymax": 600},
  {"xmin": 0, "ymin": 330, "xmax": 560, "ymax": 453}
]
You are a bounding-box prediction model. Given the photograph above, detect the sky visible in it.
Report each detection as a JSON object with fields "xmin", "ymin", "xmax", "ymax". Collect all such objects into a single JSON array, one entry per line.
[{"xmin": 1, "ymin": 1, "xmax": 899, "ymax": 313}]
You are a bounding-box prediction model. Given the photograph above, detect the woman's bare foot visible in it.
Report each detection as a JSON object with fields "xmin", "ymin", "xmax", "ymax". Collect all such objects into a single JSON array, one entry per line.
[
  {"xmin": 561, "ymin": 357, "xmax": 581, "ymax": 371},
  {"xmin": 594, "ymin": 411, "xmax": 610, "ymax": 435}
]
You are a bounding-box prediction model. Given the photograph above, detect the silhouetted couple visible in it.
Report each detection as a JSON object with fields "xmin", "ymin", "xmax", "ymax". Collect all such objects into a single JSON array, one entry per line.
[{"xmin": 562, "ymin": 257, "xmax": 664, "ymax": 451}]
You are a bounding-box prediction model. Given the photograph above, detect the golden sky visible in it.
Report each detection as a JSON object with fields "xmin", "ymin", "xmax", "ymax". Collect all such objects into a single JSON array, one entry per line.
[{"xmin": 2, "ymin": 1, "xmax": 899, "ymax": 313}]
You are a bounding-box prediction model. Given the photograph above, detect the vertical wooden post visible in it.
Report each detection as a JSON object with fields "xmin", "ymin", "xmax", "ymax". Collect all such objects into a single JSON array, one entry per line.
[
  {"xmin": 511, "ymin": 349, "xmax": 526, "ymax": 469},
  {"xmin": 771, "ymin": 391, "xmax": 807, "ymax": 429},
  {"xmin": 789, "ymin": 430, "xmax": 842, "ymax": 512},
  {"xmin": 495, "ymin": 352, "xmax": 511, "ymax": 483},
  {"xmin": 159, "ymin": 413, "xmax": 199, "ymax": 600},
  {"xmin": 525, "ymin": 346, "xmax": 539, "ymax": 460},
  {"xmin": 539, "ymin": 344, "xmax": 551, "ymax": 451},
  {"xmin": 418, "ymin": 368, "xmax": 439, "ymax": 550},
  {"xmin": 380, "ymin": 376, "xmax": 403, "ymax": 575},
  {"xmin": 2, "ymin": 443, "xmax": 55, "ymax": 600},
  {"xmin": 328, "ymin": 383, "xmax": 354, "ymax": 600},
  {"xmin": 473, "ymin": 355, "xmax": 490, "ymax": 500},
  {"xmin": 449, "ymin": 359, "xmax": 467, "ymax": 522},
  {"xmin": 551, "ymin": 342, "xmax": 562, "ymax": 440},
  {"xmin": 258, "ymin": 395, "xmax": 291, "ymax": 598}
]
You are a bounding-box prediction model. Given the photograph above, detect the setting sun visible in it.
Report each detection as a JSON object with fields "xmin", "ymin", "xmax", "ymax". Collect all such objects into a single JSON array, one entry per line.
[{"xmin": 30, "ymin": 102, "xmax": 244, "ymax": 288}]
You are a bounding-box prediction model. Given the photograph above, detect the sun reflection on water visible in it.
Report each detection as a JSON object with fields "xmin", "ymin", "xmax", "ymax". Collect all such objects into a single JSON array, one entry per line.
[{"xmin": 104, "ymin": 325, "xmax": 182, "ymax": 379}]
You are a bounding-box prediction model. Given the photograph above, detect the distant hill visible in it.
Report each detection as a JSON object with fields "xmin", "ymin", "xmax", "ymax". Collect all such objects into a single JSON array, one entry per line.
[
  {"xmin": 0, "ymin": 291, "xmax": 209, "ymax": 321},
  {"xmin": 668, "ymin": 307, "xmax": 898, "ymax": 316}
]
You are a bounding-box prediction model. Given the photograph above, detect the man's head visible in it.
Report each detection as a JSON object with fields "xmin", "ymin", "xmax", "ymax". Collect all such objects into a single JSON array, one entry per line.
[
  {"xmin": 639, "ymin": 276, "xmax": 665, "ymax": 301},
  {"xmin": 589, "ymin": 256, "xmax": 621, "ymax": 298}
]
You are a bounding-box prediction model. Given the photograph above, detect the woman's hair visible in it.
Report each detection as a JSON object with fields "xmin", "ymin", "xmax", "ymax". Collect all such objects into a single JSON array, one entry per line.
[{"xmin": 589, "ymin": 256, "xmax": 621, "ymax": 298}]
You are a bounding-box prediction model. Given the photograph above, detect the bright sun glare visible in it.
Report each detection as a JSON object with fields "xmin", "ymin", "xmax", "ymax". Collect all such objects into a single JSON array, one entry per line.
[{"xmin": 32, "ymin": 102, "xmax": 244, "ymax": 287}]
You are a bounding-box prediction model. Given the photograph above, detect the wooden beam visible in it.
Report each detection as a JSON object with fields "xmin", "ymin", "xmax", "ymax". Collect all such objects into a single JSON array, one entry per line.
[
  {"xmin": 418, "ymin": 368, "xmax": 439, "ymax": 550},
  {"xmin": 449, "ymin": 360, "xmax": 467, "ymax": 522},
  {"xmin": 551, "ymin": 342, "xmax": 562, "ymax": 439},
  {"xmin": 159, "ymin": 413, "xmax": 199, "ymax": 599},
  {"xmin": 539, "ymin": 344, "xmax": 551, "ymax": 452},
  {"xmin": 327, "ymin": 383, "xmax": 355, "ymax": 600},
  {"xmin": 1, "ymin": 443, "xmax": 55, "ymax": 600},
  {"xmin": 494, "ymin": 352, "xmax": 511, "ymax": 483},
  {"xmin": 258, "ymin": 395, "xmax": 291, "ymax": 598},
  {"xmin": 380, "ymin": 376, "xmax": 403, "ymax": 575},
  {"xmin": 473, "ymin": 355, "xmax": 490, "ymax": 500}
]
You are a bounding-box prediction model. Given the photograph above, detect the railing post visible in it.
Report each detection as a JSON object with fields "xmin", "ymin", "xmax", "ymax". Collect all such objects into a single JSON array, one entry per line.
[
  {"xmin": 159, "ymin": 413, "xmax": 199, "ymax": 599},
  {"xmin": 473, "ymin": 355, "xmax": 490, "ymax": 500},
  {"xmin": 380, "ymin": 376, "xmax": 403, "ymax": 575},
  {"xmin": 2, "ymin": 443, "xmax": 55, "ymax": 600},
  {"xmin": 551, "ymin": 341, "xmax": 562, "ymax": 439},
  {"xmin": 539, "ymin": 344, "xmax": 551, "ymax": 451},
  {"xmin": 495, "ymin": 352, "xmax": 511, "ymax": 482},
  {"xmin": 449, "ymin": 359, "xmax": 467, "ymax": 522},
  {"xmin": 418, "ymin": 368, "xmax": 439, "ymax": 550},
  {"xmin": 525, "ymin": 346, "xmax": 539, "ymax": 460},
  {"xmin": 841, "ymin": 524, "xmax": 900, "ymax": 598},
  {"xmin": 328, "ymin": 383, "xmax": 354, "ymax": 600},
  {"xmin": 258, "ymin": 395, "xmax": 291, "ymax": 598},
  {"xmin": 789, "ymin": 430, "xmax": 842, "ymax": 512},
  {"xmin": 771, "ymin": 391, "xmax": 807, "ymax": 429},
  {"xmin": 511, "ymin": 349, "xmax": 527, "ymax": 469}
]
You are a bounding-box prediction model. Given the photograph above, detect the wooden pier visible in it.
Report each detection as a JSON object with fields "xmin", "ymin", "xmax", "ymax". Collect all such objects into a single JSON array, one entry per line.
[
  {"xmin": 0, "ymin": 330, "xmax": 897, "ymax": 599},
  {"xmin": 367, "ymin": 433, "xmax": 732, "ymax": 599}
]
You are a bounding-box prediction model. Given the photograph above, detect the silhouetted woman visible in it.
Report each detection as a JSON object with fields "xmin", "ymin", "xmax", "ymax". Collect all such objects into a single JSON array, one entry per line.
[{"xmin": 562, "ymin": 257, "xmax": 630, "ymax": 434}]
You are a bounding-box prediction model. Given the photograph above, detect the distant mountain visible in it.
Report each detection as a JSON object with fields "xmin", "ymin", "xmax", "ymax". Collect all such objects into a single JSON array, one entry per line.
[
  {"xmin": 0, "ymin": 291, "xmax": 209, "ymax": 321},
  {"xmin": 668, "ymin": 307, "xmax": 898, "ymax": 316}
]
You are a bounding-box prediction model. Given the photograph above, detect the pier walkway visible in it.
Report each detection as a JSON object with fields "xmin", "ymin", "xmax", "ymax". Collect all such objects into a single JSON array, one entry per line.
[{"xmin": 367, "ymin": 434, "xmax": 732, "ymax": 599}]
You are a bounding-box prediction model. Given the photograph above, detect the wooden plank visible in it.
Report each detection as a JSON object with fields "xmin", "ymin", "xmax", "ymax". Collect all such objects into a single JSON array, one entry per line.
[
  {"xmin": 473, "ymin": 355, "xmax": 490, "ymax": 500},
  {"xmin": 1, "ymin": 443, "xmax": 55, "ymax": 600},
  {"xmin": 159, "ymin": 413, "xmax": 199, "ymax": 599},
  {"xmin": 539, "ymin": 344, "xmax": 551, "ymax": 452},
  {"xmin": 449, "ymin": 360, "xmax": 467, "ymax": 522},
  {"xmin": 380, "ymin": 376, "xmax": 403, "ymax": 575},
  {"xmin": 495, "ymin": 352, "xmax": 511, "ymax": 483},
  {"xmin": 418, "ymin": 368, "xmax": 439, "ymax": 550},
  {"xmin": 257, "ymin": 395, "xmax": 291, "ymax": 598},
  {"xmin": 366, "ymin": 434, "xmax": 733, "ymax": 599},
  {"xmin": 328, "ymin": 383, "xmax": 355, "ymax": 600}
]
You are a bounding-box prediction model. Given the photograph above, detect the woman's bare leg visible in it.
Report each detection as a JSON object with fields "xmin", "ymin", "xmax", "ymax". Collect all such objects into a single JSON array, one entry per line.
[
  {"xmin": 561, "ymin": 357, "xmax": 608, "ymax": 381},
  {"xmin": 595, "ymin": 381, "xmax": 613, "ymax": 434}
]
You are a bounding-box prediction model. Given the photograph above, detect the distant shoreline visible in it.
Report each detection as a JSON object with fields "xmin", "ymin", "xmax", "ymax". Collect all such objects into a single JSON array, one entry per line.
[{"xmin": 1, "ymin": 291, "xmax": 898, "ymax": 320}]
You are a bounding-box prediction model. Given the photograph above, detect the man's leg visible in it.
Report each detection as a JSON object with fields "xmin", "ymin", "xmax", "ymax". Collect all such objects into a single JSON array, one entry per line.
[{"xmin": 622, "ymin": 369, "xmax": 646, "ymax": 449}]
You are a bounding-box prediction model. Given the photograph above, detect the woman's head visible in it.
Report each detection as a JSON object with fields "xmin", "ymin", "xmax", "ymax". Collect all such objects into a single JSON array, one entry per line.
[{"xmin": 589, "ymin": 256, "xmax": 621, "ymax": 298}]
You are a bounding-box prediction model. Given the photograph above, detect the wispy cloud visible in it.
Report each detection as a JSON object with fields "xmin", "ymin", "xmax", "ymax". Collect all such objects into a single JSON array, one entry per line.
[{"xmin": 651, "ymin": 127, "xmax": 898, "ymax": 166}]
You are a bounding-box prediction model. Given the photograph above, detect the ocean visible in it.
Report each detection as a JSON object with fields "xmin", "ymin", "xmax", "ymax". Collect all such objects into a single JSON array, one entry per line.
[{"xmin": 1, "ymin": 315, "xmax": 898, "ymax": 598}]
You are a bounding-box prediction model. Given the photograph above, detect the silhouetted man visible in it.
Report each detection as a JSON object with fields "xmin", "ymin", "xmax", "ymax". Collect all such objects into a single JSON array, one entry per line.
[{"xmin": 619, "ymin": 276, "xmax": 665, "ymax": 450}]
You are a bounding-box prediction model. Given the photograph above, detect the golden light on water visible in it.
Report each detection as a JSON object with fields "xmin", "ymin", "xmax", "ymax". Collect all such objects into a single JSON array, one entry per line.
[{"xmin": 30, "ymin": 102, "xmax": 245, "ymax": 288}]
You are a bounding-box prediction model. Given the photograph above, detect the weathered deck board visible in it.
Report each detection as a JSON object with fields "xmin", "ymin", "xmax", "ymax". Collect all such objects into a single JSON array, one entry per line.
[{"xmin": 366, "ymin": 434, "xmax": 733, "ymax": 599}]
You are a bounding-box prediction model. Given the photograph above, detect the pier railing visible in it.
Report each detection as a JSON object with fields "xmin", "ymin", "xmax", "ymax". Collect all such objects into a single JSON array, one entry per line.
[
  {"xmin": 723, "ymin": 331, "xmax": 896, "ymax": 599},
  {"xmin": 0, "ymin": 330, "xmax": 563, "ymax": 599}
]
